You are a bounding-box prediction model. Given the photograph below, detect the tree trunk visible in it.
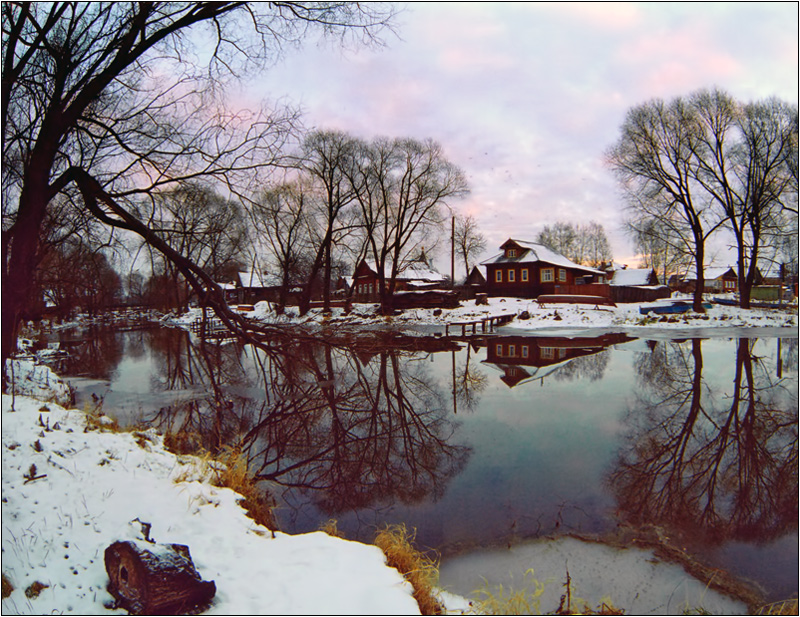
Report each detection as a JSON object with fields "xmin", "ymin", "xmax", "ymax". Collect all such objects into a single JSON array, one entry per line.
[
  {"xmin": 2, "ymin": 172, "xmax": 52, "ymax": 388},
  {"xmin": 104, "ymin": 540, "xmax": 216, "ymax": 615}
]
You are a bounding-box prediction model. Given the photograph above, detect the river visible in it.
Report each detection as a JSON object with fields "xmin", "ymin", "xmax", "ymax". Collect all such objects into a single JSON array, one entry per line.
[{"xmin": 43, "ymin": 324, "xmax": 798, "ymax": 604}]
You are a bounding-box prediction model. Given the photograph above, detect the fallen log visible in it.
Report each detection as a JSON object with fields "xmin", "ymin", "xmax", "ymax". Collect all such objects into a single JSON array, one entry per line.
[{"xmin": 105, "ymin": 540, "xmax": 216, "ymax": 615}]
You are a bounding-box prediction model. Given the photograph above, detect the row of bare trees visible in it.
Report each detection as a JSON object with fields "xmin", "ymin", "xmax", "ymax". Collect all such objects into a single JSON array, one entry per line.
[
  {"xmin": 608, "ymin": 89, "xmax": 798, "ymax": 310},
  {"xmin": 1, "ymin": 1, "xmax": 399, "ymax": 374},
  {"xmin": 251, "ymin": 131, "xmax": 469, "ymax": 314}
]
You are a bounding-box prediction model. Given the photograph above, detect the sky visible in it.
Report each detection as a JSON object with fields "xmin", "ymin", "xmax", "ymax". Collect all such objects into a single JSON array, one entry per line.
[{"xmin": 242, "ymin": 1, "xmax": 798, "ymax": 270}]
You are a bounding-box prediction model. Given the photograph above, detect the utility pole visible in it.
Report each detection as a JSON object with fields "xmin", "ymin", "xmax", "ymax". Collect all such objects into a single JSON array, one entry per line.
[{"xmin": 451, "ymin": 215, "xmax": 455, "ymax": 288}]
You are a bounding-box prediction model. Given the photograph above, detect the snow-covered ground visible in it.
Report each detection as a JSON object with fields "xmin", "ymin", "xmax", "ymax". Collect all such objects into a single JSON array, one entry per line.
[
  {"xmin": 2, "ymin": 363, "xmax": 420, "ymax": 615},
  {"xmin": 167, "ymin": 294, "xmax": 798, "ymax": 338},
  {"xmin": 5, "ymin": 298, "xmax": 794, "ymax": 615}
]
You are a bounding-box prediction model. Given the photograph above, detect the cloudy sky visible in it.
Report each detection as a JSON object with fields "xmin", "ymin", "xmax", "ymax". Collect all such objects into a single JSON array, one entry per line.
[{"xmin": 245, "ymin": 2, "xmax": 798, "ymax": 268}]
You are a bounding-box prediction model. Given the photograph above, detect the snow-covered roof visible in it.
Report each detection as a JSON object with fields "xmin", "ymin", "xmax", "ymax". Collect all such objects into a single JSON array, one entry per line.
[
  {"xmin": 238, "ymin": 270, "xmax": 282, "ymax": 288},
  {"xmin": 610, "ymin": 269, "xmax": 655, "ymax": 286},
  {"xmin": 481, "ymin": 239, "xmax": 604, "ymax": 275},
  {"xmin": 363, "ymin": 261, "xmax": 446, "ymax": 283},
  {"xmin": 685, "ymin": 267, "xmax": 734, "ymax": 282}
]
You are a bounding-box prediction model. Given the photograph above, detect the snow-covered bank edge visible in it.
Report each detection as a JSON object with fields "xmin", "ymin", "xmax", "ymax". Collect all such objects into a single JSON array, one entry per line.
[
  {"xmin": 1, "ymin": 362, "xmax": 426, "ymax": 616},
  {"xmin": 165, "ymin": 295, "xmax": 798, "ymax": 339}
]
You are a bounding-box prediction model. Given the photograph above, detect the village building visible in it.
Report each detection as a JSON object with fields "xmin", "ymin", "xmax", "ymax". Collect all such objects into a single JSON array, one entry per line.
[
  {"xmin": 679, "ymin": 266, "xmax": 764, "ymax": 294},
  {"xmin": 608, "ymin": 267, "xmax": 659, "ymax": 287},
  {"xmin": 481, "ymin": 239, "xmax": 606, "ymax": 299},
  {"xmin": 351, "ymin": 250, "xmax": 447, "ymax": 302}
]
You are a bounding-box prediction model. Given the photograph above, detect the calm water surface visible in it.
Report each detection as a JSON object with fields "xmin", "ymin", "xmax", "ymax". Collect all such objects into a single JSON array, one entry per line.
[{"xmin": 46, "ymin": 325, "xmax": 798, "ymax": 602}]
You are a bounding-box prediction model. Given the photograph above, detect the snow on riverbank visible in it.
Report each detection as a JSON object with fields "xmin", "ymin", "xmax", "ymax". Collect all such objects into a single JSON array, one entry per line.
[
  {"xmin": 166, "ymin": 294, "xmax": 797, "ymax": 336},
  {"xmin": 2, "ymin": 363, "xmax": 421, "ymax": 615}
]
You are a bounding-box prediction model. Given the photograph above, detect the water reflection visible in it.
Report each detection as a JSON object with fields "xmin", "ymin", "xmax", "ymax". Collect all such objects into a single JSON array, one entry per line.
[
  {"xmin": 140, "ymin": 335, "xmax": 471, "ymax": 517},
  {"xmin": 611, "ymin": 338, "xmax": 798, "ymax": 547},
  {"xmin": 478, "ymin": 333, "xmax": 632, "ymax": 387},
  {"xmin": 48, "ymin": 327, "xmax": 797, "ymax": 600}
]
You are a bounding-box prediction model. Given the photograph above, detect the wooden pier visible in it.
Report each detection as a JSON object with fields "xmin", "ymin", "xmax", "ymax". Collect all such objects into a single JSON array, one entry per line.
[{"xmin": 445, "ymin": 313, "xmax": 516, "ymax": 337}]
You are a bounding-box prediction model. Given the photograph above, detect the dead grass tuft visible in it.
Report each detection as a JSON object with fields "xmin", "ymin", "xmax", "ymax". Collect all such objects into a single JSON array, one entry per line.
[
  {"xmin": 24, "ymin": 581, "xmax": 48, "ymax": 599},
  {"xmin": 2, "ymin": 573, "xmax": 13, "ymax": 599},
  {"xmin": 374, "ymin": 524, "xmax": 443, "ymax": 616},
  {"xmin": 163, "ymin": 430, "xmax": 204, "ymax": 455},
  {"xmin": 757, "ymin": 599, "xmax": 799, "ymax": 615},
  {"xmin": 319, "ymin": 519, "xmax": 344, "ymax": 538},
  {"xmin": 214, "ymin": 446, "xmax": 278, "ymax": 533}
]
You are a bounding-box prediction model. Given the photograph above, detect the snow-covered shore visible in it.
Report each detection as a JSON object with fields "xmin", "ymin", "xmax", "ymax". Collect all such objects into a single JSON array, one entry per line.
[{"xmin": 166, "ymin": 294, "xmax": 798, "ymax": 338}]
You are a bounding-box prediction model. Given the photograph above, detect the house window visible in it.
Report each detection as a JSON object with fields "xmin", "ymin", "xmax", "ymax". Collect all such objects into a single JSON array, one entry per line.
[
  {"xmin": 508, "ymin": 344, "xmax": 516, "ymax": 356},
  {"xmin": 508, "ymin": 269, "xmax": 515, "ymax": 283},
  {"xmin": 541, "ymin": 268, "xmax": 554, "ymax": 282},
  {"xmin": 368, "ymin": 283, "xmax": 373, "ymax": 294},
  {"xmin": 507, "ymin": 249, "xmax": 516, "ymax": 258},
  {"xmin": 521, "ymin": 269, "xmax": 528, "ymax": 282},
  {"xmin": 495, "ymin": 270, "xmax": 503, "ymax": 283},
  {"xmin": 495, "ymin": 343, "xmax": 503, "ymax": 356},
  {"xmin": 522, "ymin": 345, "xmax": 529, "ymax": 358},
  {"xmin": 558, "ymin": 269, "xmax": 567, "ymax": 282},
  {"xmin": 541, "ymin": 347, "xmax": 555, "ymax": 360}
]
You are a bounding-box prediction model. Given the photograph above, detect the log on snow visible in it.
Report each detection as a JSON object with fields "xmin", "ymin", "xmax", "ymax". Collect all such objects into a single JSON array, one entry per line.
[{"xmin": 104, "ymin": 540, "xmax": 216, "ymax": 615}]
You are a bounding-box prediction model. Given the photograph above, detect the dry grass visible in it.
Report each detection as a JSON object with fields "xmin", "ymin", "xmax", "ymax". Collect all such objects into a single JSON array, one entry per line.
[
  {"xmin": 757, "ymin": 599, "xmax": 799, "ymax": 615},
  {"xmin": 213, "ymin": 446, "xmax": 278, "ymax": 533},
  {"xmin": 373, "ymin": 524, "xmax": 443, "ymax": 616},
  {"xmin": 319, "ymin": 519, "xmax": 345, "ymax": 538},
  {"xmin": 471, "ymin": 569, "xmax": 548, "ymax": 615},
  {"xmin": 471, "ymin": 568, "xmax": 624, "ymax": 616},
  {"xmin": 2, "ymin": 573, "xmax": 13, "ymax": 599}
]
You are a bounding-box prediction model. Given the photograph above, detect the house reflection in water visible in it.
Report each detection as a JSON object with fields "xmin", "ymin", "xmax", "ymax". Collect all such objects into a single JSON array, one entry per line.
[{"xmin": 480, "ymin": 333, "xmax": 633, "ymax": 387}]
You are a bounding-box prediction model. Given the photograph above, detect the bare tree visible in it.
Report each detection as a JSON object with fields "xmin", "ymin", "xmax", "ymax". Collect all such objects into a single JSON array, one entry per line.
[
  {"xmin": 607, "ymin": 96, "xmax": 726, "ymax": 311},
  {"xmin": 608, "ymin": 89, "xmax": 798, "ymax": 310},
  {"xmin": 250, "ymin": 180, "xmax": 312, "ymax": 314},
  {"xmin": 626, "ymin": 215, "xmax": 692, "ymax": 285},
  {"xmin": 297, "ymin": 130, "xmax": 361, "ymax": 314},
  {"xmin": 536, "ymin": 221, "xmax": 612, "ymax": 267},
  {"xmin": 143, "ymin": 182, "xmax": 247, "ymax": 311},
  {"xmin": 689, "ymin": 90, "xmax": 797, "ymax": 307},
  {"xmin": 348, "ymin": 137, "xmax": 469, "ymax": 312},
  {"xmin": 1, "ymin": 2, "xmax": 396, "ymax": 378},
  {"xmin": 453, "ymin": 213, "xmax": 487, "ymax": 280}
]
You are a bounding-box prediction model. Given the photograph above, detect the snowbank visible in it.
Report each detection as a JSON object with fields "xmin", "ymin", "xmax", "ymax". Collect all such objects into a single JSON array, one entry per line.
[{"xmin": 1, "ymin": 392, "xmax": 421, "ymax": 615}]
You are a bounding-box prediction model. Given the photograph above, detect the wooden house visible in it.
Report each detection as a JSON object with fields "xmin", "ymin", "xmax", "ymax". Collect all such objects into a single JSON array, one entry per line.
[
  {"xmin": 481, "ymin": 239, "xmax": 606, "ymax": 299},
  {"xmin": 608, "ymin": 267, "xmax": 670, "ymax": 303},
  {"xmin": 682, "ymin": 266, "xmax": 762, "ymax": 294},
  {"xmin": 352, "ymin": 251, "xmax": 447, "ymax": 302}
]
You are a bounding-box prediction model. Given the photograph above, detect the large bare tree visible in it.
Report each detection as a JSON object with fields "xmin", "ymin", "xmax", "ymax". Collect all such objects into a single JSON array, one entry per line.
[
  {"xmin": 607, "ymin": 96, "xmax": 725, "ymax": 311},
  {"xmin": 608, "ymin": 89, "xmax": 797, "ymax": 310},
  {"xmin": 1, "ymin": 2, "xmax": 396, "ymax": 375}
]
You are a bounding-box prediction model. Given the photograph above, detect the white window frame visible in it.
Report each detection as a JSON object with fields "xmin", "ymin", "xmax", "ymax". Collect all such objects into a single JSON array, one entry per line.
[
  {"xmin": 559, "ymin": 268, "xmax": 567, "ymax": 282},
  {"xmin": 541, "ymin": 268, "xmax": 554, "ymax": 283}
]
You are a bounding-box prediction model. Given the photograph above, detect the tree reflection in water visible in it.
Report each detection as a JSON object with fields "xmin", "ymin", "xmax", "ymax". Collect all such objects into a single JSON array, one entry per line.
[
  {"xmin": 611, "ymin": 338, "xmax": 798, "ymax": 546},
  {"xmin": 144, "ymin": 333, "xmax": 470, "ymax": 520}
]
